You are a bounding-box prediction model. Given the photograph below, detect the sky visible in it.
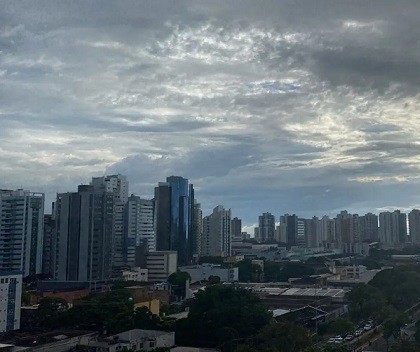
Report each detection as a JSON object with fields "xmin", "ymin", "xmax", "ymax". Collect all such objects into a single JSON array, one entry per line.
[{"xmin": 1, "ymin": 0, "xmax": 420, "ymax": 227}]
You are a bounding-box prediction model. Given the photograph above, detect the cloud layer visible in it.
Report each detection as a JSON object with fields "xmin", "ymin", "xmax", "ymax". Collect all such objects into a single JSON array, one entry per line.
[{"xmin": 1, "ymin": 0, "xmax": 420, "ymax": 223}]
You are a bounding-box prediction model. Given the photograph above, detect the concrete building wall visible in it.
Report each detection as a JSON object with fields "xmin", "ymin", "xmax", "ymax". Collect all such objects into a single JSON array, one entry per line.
[
  {"xmin": 0, "ymin": 190, "xmax": 44, "ymax": 277},
  {"xmin": 0, "ymin": 272, "xmax": 22, "ymax": 332},
  {"xmin": 179, "ymin": 265, "xmax": 238, "ymax": 283},
  {"xmin": 146, "ymin": 251, "xmax": 177, "ymax": 282}
]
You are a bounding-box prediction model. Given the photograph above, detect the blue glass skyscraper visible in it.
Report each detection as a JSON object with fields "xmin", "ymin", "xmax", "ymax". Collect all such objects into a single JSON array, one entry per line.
[{"xmin": 155, "ymin": 176, "xmax": 194, "ymax": 265}]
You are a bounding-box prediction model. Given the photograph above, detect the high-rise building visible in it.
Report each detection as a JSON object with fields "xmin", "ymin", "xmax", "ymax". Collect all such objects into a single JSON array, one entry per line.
[
  {"xmin": 54, "ymin": 185, "xmax": 114, "ymax": 282},
  {"xmin": 280, "ymin": 214, "xmax": 298, "ymax": 249},
  {"xmin": 0, "ymin": 272, "xmax": 22, "ymax": 332},
  {"xmin": 231, "ymin": 217, "xmax": 242, "ymax": 240},
  {"xmin": 409, "ymin": 209, "xmax": 420, "ymax": 244},
  {"xmin": 379, "ymin": 212, "xmax": 393, "ymax": 244},
  {"xmin": 297, "ymin": 218, "xmax": 306, "ymax": 247},
  {"xmin": 0, "ymin": 189, "xmax": 44, "ymax": 277},
  {"xmin": 201, "ymin": 205, "xmax": 232, "ymax": 257},
  {"xmin": 191, "ymin": 202, "xmax": 203, "ymax": 259},
  {"xmin": 335, "ymin": 211, "xmax": 353, "ymax": 244},
  {"xmin": 125, "ymin": 196, "xmax": 155, "ymax": 265},
  {"xmin": 360, "ymin": 213, "xmax": 379, "ymax": 242},
  {"xmin": 379, "ymin": 210, "xmax": 407, "ymax": 244},
  {"xmin": 91, "ymin": 174, "xmax": 129, "ymax": 269},
  {"xmin": 319, "ymin": 216, "xmax": 336, "ymax": 245},
  {"xmin": 42, "ymin": 212, "xmax": 55, "ymax": 276},
  {"xmin": 154, "ymin": 176, "xmax": 194, "ymax": 265},
  {"xmin": 257, "ymin": 213, "xmax": 275, "ymax": 243},
  {"xmin": 304, "ymin": 216, "xmax": 320, "ymax": 248}
]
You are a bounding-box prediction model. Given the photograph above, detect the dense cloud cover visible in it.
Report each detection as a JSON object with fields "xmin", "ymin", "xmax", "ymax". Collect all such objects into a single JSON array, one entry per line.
[{"xmin": 1, "ymin": 0, "xmax": 420, "ymax": 224}]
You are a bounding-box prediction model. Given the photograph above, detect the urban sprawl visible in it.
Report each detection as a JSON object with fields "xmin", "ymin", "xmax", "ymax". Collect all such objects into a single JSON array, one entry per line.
[{"xmin": 2, "ymin": 174, "xmax": 420, "ymax": 352}]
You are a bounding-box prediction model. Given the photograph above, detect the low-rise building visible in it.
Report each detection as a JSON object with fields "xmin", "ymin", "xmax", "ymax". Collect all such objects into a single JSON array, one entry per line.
[
  {"xmin": 178, "ymin": 264, "xmax": 238, "ymax": 283},
  {"xmin": 0, "ymin": 271, "xmax": 22, "ymax": 332},
  {"xmin": 122, "ymin": 267, "xmax": 149, "ymax": 282},
  {"xmin": 78, "ymin": 329, "xmax": 175, "ymax": 351},
  {"xmin": 146, "ymin": 251, "xmax": 177, "ymax": 282}
]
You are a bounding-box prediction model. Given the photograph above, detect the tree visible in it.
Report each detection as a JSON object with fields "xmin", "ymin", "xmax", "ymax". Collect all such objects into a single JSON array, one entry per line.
[
  {"xmin": 263, "ymin": 260, "xmax": 282, "ymax": 282},
  {"xmin": 168, "ymin": 271, "xmax": 192, "ymax": 300},
  {"xmin": 176, "ymin": 284, "xmax": 271, "ymax": 349},
  {"xmin": 21, "ymin": 291, "xmax": 31, "ymax": 306},
  {"xmin": 37, "ymin": 296, "xmax": 68, "ymax": 327},
  {"xmin": 325, "ymin": 317, "xmax": 353, "ymax": 336},
  {"xmin": 346, "ymin": 283, "xmax": 387, "ymax": 321},
  {"xmin": 253, "ymin": 321, "xmax": 313, "ymax": 352},
  {"xmin": 208, "ymin": 275, "xmax": 221, "ymax": 285},
  {"xmin": 236, "ymin": 259, "xmax": 262, "ymax": 282},
  {"xmin": 383, "ymin": 312, "xmax": 409, "ymax": 351},
  {"xmin": 278, "ymin": 262, "xmax": 315, "ymax": 282},
  {"xmin": 62, "ymin": 289, "xmax": 136, "ymax": 333}
]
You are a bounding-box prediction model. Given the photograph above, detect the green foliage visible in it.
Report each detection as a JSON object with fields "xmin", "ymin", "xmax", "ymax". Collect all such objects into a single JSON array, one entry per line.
[
  {"xmin": 207, "ymin": 275, "xmax": 221, "ymax": 285},
  {"xmin": 382, "ymin": 311, "xmax": 409, "ymax": 344},
  {"xmin": 168, "ymin": 271, "xmax": 192, "ymax": 299},
  {"xmin": 160, "ymin": 304, "xmax": 181, "ymax": 316},
  {"xmin": 278, "ymin": 262, "xmax": 315, "ymax": 282},
  {"xmin": 390, "ymin": 340, "xmax": 420, "ymax": 352},
  {"xmin": 370, "ymin": 267, "xmax": 420, "ymax": 310},
  {"xmin": 21, "ymin": 291, "xmax": 31, "ymax": 305},
  {"xmin": 175, "ymin": 284, "xmax": 271, "ymax": 349},
  {"xmin": 346, "ymin": 283, "xmax": 387, "ymax": 321},
  {"xmin": 37, "ymin": 296, "xmax": 68, "ymax": 327},
  {"xmin": 358, "ymin": 258, "xmax": 382, "ymax": 270},
  {"xmin": 235, "ymin": 259, "xmax": 263, "ymax": 282},
  {"xmin": 53, "ymin": 289, "xmax": 161, "ymax": 334},
  {"xmin": 263, "ymin": 261, "xmax": 282, "ymax": 282},
  {"xmin": 255, "ymin": 321, "xmax": 313, "ymax": 352},
  {"xmin": 324, "ymin": 317, "xmax": 354, "ymax": 336}
]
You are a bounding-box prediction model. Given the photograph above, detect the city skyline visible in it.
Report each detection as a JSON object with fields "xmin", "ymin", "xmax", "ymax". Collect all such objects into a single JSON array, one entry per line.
[{"xmin": 1, "ymin": 1, "xmax": 420, "ymax": 225}]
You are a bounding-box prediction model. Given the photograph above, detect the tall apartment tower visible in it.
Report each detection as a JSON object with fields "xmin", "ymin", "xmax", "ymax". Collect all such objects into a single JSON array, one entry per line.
[
  {"xmin": 360, "ymin": 213, "xmax": 379, "ymax": 242},
  {"xmin": 319, "ymin": 216, "xmax": 336, "ymax": 246},
  {"xmin": 125, "ymin": 196, "xmax": 155, "ymax": 265},
  {"xmin": 54, "ymin": 185, "xmax": 114, "ymax": 282},
  {"xmin": 231, "ymin": 217, "xmax": 242, "ymax": 240},
  {"xmin": 154, "ymin": 176, "xmax": 194, "ymax": 265},
  {"xmin": 42, "ymin": 211, "xmax": 55, "ymax": 276},
  {"xmin": 409, "ymin": 209, "xmax": 420, "ymax": 244},
  {"xmin": 0, "ymin": 189, "xmax": 44, "ymax": 277},
  {"xmin": 201, "ymin": 205, "xmax": 232, "ymax": 257},
  {"xmin": 280, "ymin": 214, "xmax": 298, "ymax": 249},
  {"xmin": 304, "ymin": 216, "xmax": 320, "ymax": 248},
  {"xmin": 191, "ymin": 202, "xmax": 203, "ymax": 259},
  {"xmin": 379, "ymin": 210, "xmax": 407, "ymax": 244},
  {"xmin": 257, "ymin": 213, "xmax": 275, "ymax": 243},
  {"xmin": 91, "ymin": 174, "xmax": 129, "ymax": 269},
  {"xmin": 335, "ymin": 211, "xmax": 353, "ymax": 244}
]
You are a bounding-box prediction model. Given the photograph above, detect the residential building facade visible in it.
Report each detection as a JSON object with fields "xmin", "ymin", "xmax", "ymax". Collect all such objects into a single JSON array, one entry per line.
[{"xmin": 0, "ymin": 189, "xmax": 44, "ymax": 276}]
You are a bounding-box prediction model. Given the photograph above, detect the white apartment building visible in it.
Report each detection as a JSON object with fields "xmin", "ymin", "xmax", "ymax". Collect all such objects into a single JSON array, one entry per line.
[
  {"xmin": 0, "ymin": 272, "xmax": 22, "ymax": 332},
  {"xmin": 0, "ymin": 189, "xmax": 44, "ymax": 276},
  {"xmin": 201, "ymin": 205, "xmax": 232, "ymax": 257},
  {"xmin": 126, "ymin": 196, "xmax": 155, "ymax": 265}
]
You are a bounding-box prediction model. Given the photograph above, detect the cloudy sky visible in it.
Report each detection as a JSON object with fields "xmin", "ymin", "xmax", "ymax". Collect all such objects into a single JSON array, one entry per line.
[{"xmin": 1, "ymin": 1, "xmax": 420, "ymax": 226}]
